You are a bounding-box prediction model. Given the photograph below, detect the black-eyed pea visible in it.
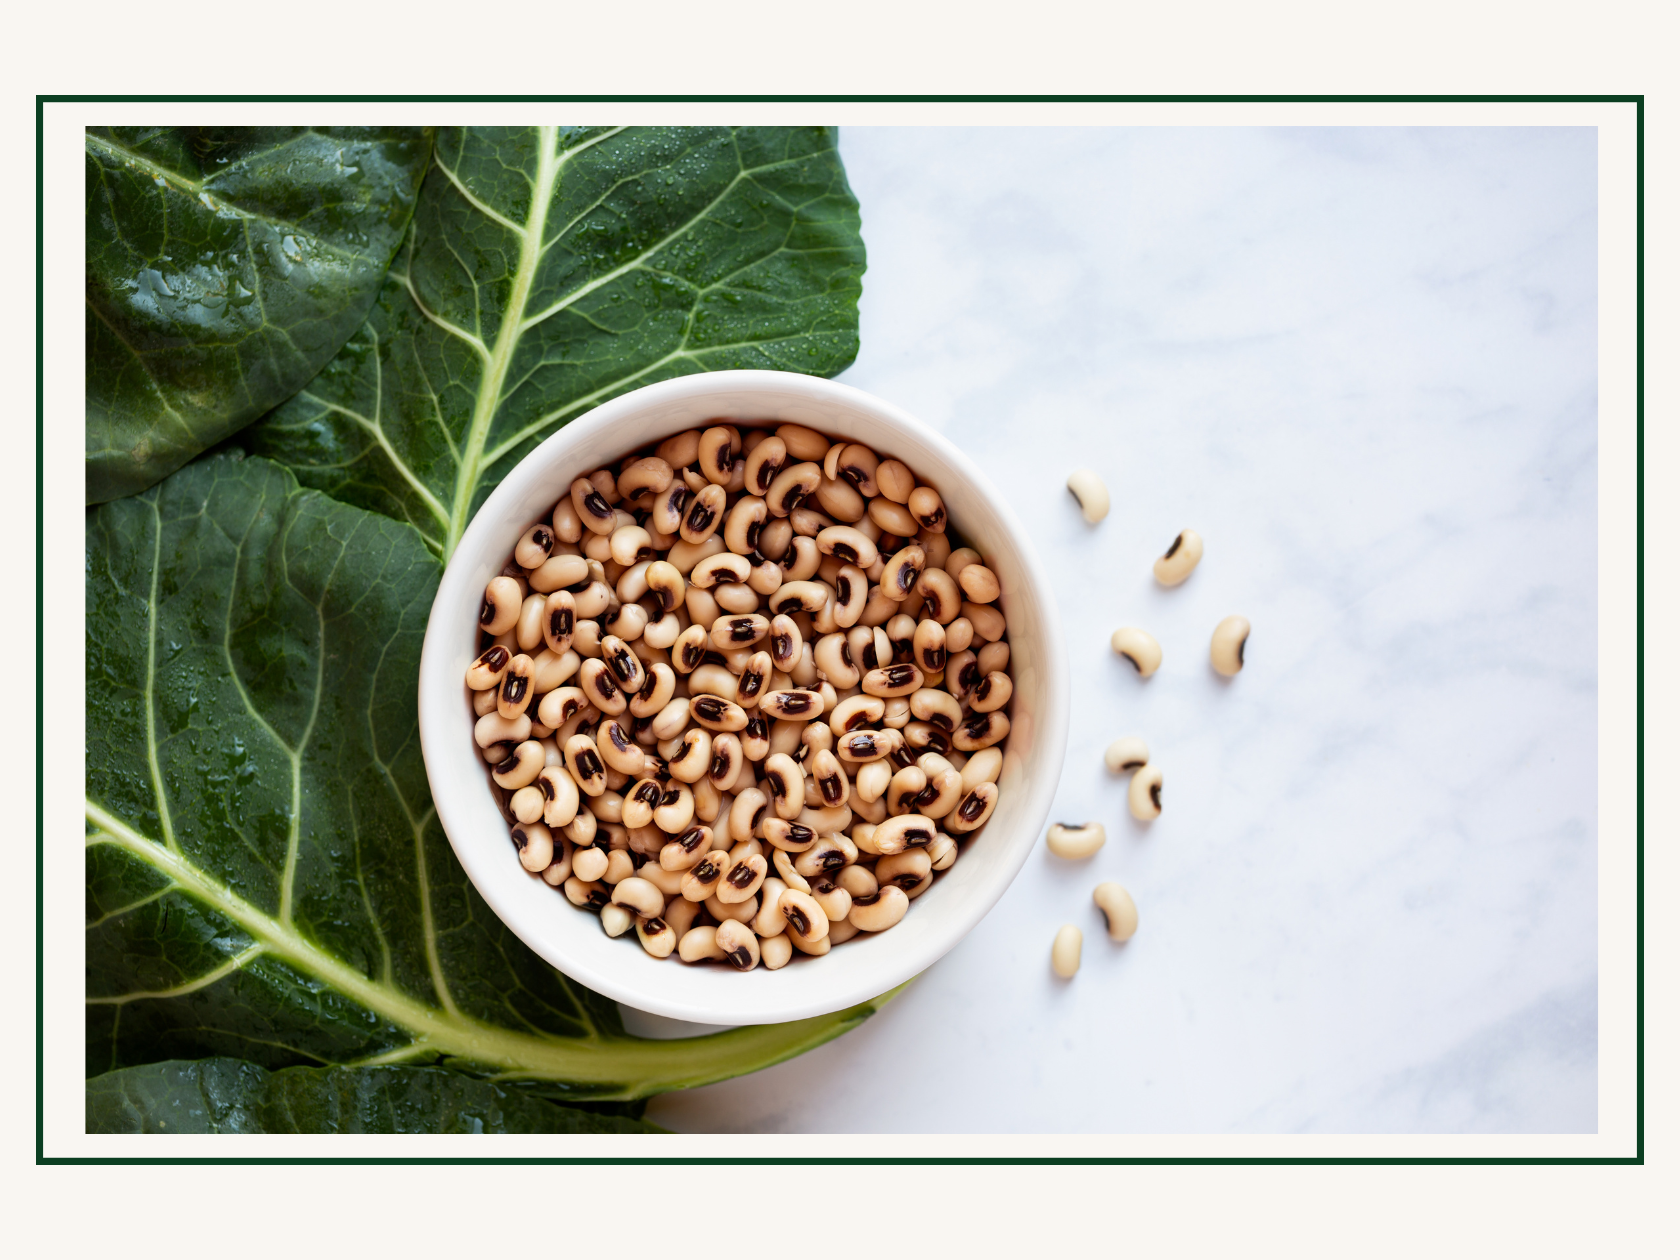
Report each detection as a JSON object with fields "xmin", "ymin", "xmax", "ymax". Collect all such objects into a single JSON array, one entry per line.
[
  {"xmin": 660, "ymin": 823, "xmax": 714, "ymax": 871},
  {"xmin": 755, "ymin": 932, "xmax": 790, "ymax": 969},
  {"xmin": 599, "ymin": 902, "xmax": 638, "ymax": 938},
  {"xmin": 514, "ymin": 522, "xmax": 556, "ymax": 570},
  {"xmin": 679, "ymin": 483, "xmax": 727, "ymax": 545},
  {"xmin": 465, "ymin": 644, "xmax": 512, "ymax": 691},
  {"xmin": 837, "ymin": 727, "xmax": 904, "ymax": 764},
  {"xmin": 942, "ymin": 616, "xmax": 976, "ymax": 655},
  {"xmin": 715, "ymin": 853, "xmax": 768, "ymax": 904},
  {"xmin": 832, "ymin": 444, "xmax": 879, "ymax": 497},
  {"xmin": 946, "ymin": 782, "xmax": 998, "ymax": 834},
  {"xmin": 1093, "ymin": 881, "xmax": 1140, "ymax": 942},
  {"xmin": 810, "ymin": 749, "xmax": 849, "ymax": 808},
  {"xmin": 602, "ymin": 601, "xmax": 649, "ymax": 644},
  {"xmin": 878, "ymin": 545, "xmax": 926, "ymax": 601},
  {"xmin": 907, "ymin": 485, "xmax": 946, "ymax": 533},
  {"xmin": 851, "ymin": 792, "xmax": 887, "ymax": 824},
  {"xmin": 729, "ymin": 786, "xmax": 770, "ymax": 844},
  {"xmin": 809, "ymin": 877, "xmax": 853, "ymax": 922},
  {"xmin": 578, "ymin": 658, "xmax": 628, "ymax": 715},
  {"xmin": 961, "ymin": 602, "xmax": 1005, "ymax": 643},
  {"xmin": 705, "ymin": 894, "xmax": 758, "ymax": 925},
  {"xmin": 796, "ymin": 804, "xmax": 854, "ymax": 837},
  {"xmin": 952, "ymin": 710, "xmax": 1009, "ymax": 753},
  {"xmin": 804, "ymin": 636, "xmax": 855, "ymax": 696},
  {"xmin": 912, "ymin": 619, "xmax": 947, "ymax": 674},
  {"xmin": 830, "ymin": 694, "xmax": 885, "ymax": 734},
  {"xmin": 563, "ymin": 733, "xmax": 607, "ymax": 797},
  {"xmin": 773, "ymin": 423, "xmax": 828, "ymax": 462},
  {"xmin": 564, "ymin": 875, "xmax": 611, "ymax": 912},
  {"xmin": 709, "ymin": 612, "xmax": 769, "ymax": 651},
  {"xmin": 869, "ymin": 813, "xmax": 938, "ymax": 855},
  {"xmin": 627, "ymin": 663, "xmax": 676, "ymax": 721},
  {"xmin": 635, "ymin": 915, "xmax": 677, "ymax": 959},
  {"xmin": 676, "ymin": 923, "xmax": 726, "ymax": 963},
  {"xmin": 653, "ymin": 782, "xmax": 694, "ymax": 834},
  {"xmin": 1211, "ymin": 615, "xmax": 1250, "ymax": 677},
  {"xmin": 848, "ymin": 885, "xmax": 909, "ymax": 932},
  {"xmin": 1052, "ymin": 925, "xmax": 1082, "ymax": 977},
  {"xmin": 1129, "ymin": 764, "xmax": 1164, "ymax": 820},
  {"xmin": 752, "ymin": 878, "xmax": 789, "ymax": 937},
  {"xmin": 744, "ymin": 435, "xmax": 788, "ymax": 497},
  {"xmin": 671, "ymin": 624, "xmax": 708, "ymax": 675},
  {"xmin": 832, "ymin": 565, "xmax": 868, "ymax": 629},
  {"xmin": 511, "ymin": 821, "xmax": 554, "ymax": 873},
  {"xmin": 910, "ymin": 687, "xmax": 962, "ymax": 732},
  {"xmin": 766, "ymin": 461, "xmax": 823, "ymax": 517},
  {"xmin": 915, "ymin": 766, "xmax": 964, "ymax": 819},
  {"xmin": 886, "ymin": 765, "xmax": 929, "ymax": 816},
  {"xmin": 597, "ymin": 720, "xmax": 649, "ymax": 778},
  {"xmin": 608, "ymin": 524, "xmax": 654, "ymax": 568},
  {"xmin": 619, "ymin": 777, "xmax": 663, "ymax": 829},
  {"xmin": 514, "ymin": 594, "xmax": 548, "ymax": 653},
  {"xmin": 875, "ymin": 849, "xmax": 932, "ymax": 893},
  {"xmin": 1153, "ymin": 529, "xmax": 1204, "ymax": 586},
  {"xmin": 1065, "ymin": 469, "xmax": 1109, "ymax": 523},
  {"xmin": 768, "ymin": 613, "xmax": 803, "ymax": 674},
  {"xmin": 779, "ymin": 888, "xmax": 829, "ymax": 947},
  {"xmin": 957, "ymin": 563, "xmax": 1000, "ymax": 604},
  {"xmin": 649, "ymin": 699, "xmax": 691, "ymax": 745},
  {"xmin": 480, "ymin": 576, "xmax": 522, "ymax": 635},
  {"xmin": 740, "ymin": 713, "xmax": 771, "ymax": 763},
  {"xmin": 510, "ymin": 784, "xmax": 546, "ymax": 825},
  {"xmin": 566, "ymin": 806, "xmax": 599, "ymax": 848},
  {"xmin": 760, "ymin": 688, "xmax": 824, "ymax": 722},
  {"xmin": 815, "ymin": 524, "xmax": 879, "ymax": 570},
  {"xmin": 836, "ymin": 865, "xmax": 877, "ymax": 900},
  {"xmin": 473, "ymin": 687, "xmax": 499, "ymax": 719},
  {"xmin": 570, "ymin": 477, "xmax": 617, "ymax": 537},
  {"xmin": 959, "ymin": 747, "xmax": 1002, "ymax": 794},
  {"xmin": 572, "ymin": 844, "xmax": 610, "ymax": 883},
  {"xmin": 778, "ymin": 536, "xmax": 822, "ymax": 584},
  {"xmin": 695, "ymin": 425, "xmax": 739, "ymax": 485},
  {"xmin": 594, "ymin": 791, "xmax": 627, "ymax": 826},
  {"xmin": 1111, "ymin": 627, "xmax": 1163, "ymax": 678},
  {"xmin": 612, "ymin": 876, "xmax": 663, "ymax": 918},
  {"xmin": 772, "ymin": 847, "xmax": 812, "ymax": 892},
  {"xmin": 1046, "ymin": 821, "xmax": 1106, "ymax": 859},
  {"xmin": 493, "ymin": 740, "xmax": 546, "ymax": 790},
  {"xmin": 1104, "ymin": 736, "xmax": 1150, "ymax": 774},
  {"xmin": 541, "ymin": 838, "xmax": 574, "ymax": 886},
  {"xmin": 945, "ymin": 649, "xmax": 980, "ymax": 706},
  {"xmin": 793, "ymin": 835, "xmax": 854, "ymax": 879},
  {"xmin": 970, "ymin": 671, "xmax": 1013, "ymax": 713},
  {"xmin": 925, "ymin": 832, "xmax": 958, "ymax": 872},
  {"xmin": 761, "ymin": 752, "xmax": 803, "ymax": 820},
  {"xmin": 690, "ymin": 694, "xmax": 749, "ymax": 733},
  {"xmin": 713, "ymin": 919, "xmax": 760, "ymax": 970},
  {"xmin": 762, "ymin": 818, "xmax": 818, "ymax": 852},
  {"xmin": 602, "ymin": 850, "xmax": 636, "ymax": 885},
  {"xmin": 681, "ymin": 850, "xmax": 730, "ymax": 902},
  {"xmin": 862, "ymin": 663, "xmax": 924, "ymax": 698}
]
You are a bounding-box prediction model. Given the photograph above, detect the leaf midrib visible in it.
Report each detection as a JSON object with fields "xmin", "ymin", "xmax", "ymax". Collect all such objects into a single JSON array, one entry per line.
[{"xmin": 85, "ymin": 800, "xmax": 888, "ymax": 1094}]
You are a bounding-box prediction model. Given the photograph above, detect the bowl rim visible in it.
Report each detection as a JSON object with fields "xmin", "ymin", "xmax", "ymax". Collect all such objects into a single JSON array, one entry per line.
[{"xmin": 418, "ymin": 369, "xmax": 1069, "ymax": 1025}]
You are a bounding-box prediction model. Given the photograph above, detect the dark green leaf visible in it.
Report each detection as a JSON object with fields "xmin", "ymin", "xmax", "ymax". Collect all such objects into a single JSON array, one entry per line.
[
  {"xmin": 86, "ymin": 126, "xmax": 432, "ymax": 504},
  {"xmin": 246, "ymin": 126, "xmax": 865, "ymax": 558},
  {"xmin": 85, "ymin": 452, "xmax": 897, "ymax": 1108},
  {"xmin": 86, "ymin": 1059, "xmax": 665, "ymax": 1133}
]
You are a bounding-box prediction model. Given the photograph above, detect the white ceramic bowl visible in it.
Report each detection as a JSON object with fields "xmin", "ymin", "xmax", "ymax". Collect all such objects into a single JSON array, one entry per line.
[{"xmin": 419, "ymin": 371, "xmax": 1068, "ymax": 1026}]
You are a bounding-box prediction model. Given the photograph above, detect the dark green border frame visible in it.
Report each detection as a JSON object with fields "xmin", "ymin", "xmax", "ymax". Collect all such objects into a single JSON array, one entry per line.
[{"xmin": 45, "ymin": 93, "xmax": 1646, "ymax": 1169}]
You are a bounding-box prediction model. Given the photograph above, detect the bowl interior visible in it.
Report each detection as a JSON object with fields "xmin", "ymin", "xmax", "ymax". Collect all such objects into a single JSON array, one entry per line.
[{"xmin": 420, "ymin": 372, "xmax": 1067, "ymax": 1025}]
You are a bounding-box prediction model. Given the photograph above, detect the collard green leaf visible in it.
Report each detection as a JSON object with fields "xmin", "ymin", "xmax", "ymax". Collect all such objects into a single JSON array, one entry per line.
[
  {"xmin": 86, "ymin": 126, "xmax": 431, "ymax": 505},
  {"xmin": 247, "ymin": 126, "xmax": 864, "ymax": 558},
  {"xmin": 86, "ymin": 1059, "xmax": 664, "ymax": 1134},
  {"xmin": 85, "ymin": 452, "xmax": 895, "ymax": 1115}
]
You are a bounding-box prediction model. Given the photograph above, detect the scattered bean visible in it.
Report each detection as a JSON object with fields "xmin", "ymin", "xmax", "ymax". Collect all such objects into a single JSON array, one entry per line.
[
  {"xmin": 1046, "ymin": 822, "xmax": 1106, "ymax": 859},
  {"xmin": 1110, "ymin": 627, "xmax": 1162, "ymax": 678},
  {"xmin": 1065, "ymin": 470, "xmax": 1109, "ymax": 523},
  {"xmin": 1103, "ymin": 737, "xmax": 1149, "ymax": 774},
  {"xmin": 1153, "ymin": 529, "xmax": 1203, "ymax": 586},
  {"xmin": 1210, "ymin": 615, "xmax": 1250, "ymax": 677},
  {"xmin": 1051, "ymin": 925, "xmax": 1083, "ymax": 977},
  {"xmin": 1093, "ymin": 882, "xmax": 1139, "ymax": 941},
  {"xmin": 1129, "ymin": 765, "xmax": 1163, "ymax": 821}
]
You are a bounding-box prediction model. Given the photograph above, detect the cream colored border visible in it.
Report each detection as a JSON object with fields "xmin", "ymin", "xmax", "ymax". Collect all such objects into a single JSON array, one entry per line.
[{"xmin": 46, "ymin": 99, "xmax": 1638, "ymax": 1160}]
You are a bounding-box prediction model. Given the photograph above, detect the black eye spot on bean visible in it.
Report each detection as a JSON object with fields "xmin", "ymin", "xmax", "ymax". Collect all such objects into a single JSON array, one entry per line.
[
  {"xmin": 584, "ymin": 490, "xmax": 612, "ymax": 519},
  {"xmin": 960, "ymin": 794, "xmax": 984, "ymax": 821},
  {"xmin": 479, "ymin": 598, "xmax": 495, "ymax": 625},
  {"xmin": 785, "ymin": 906, "xmax": 810, "ymax": 935},
  {"xmin": 1163, "ymin": 532, "xmax": 1184, "ymax": 560},
  {"xmin": 728, "ymin": 864, "xmax": 756, "ymax": 888}
]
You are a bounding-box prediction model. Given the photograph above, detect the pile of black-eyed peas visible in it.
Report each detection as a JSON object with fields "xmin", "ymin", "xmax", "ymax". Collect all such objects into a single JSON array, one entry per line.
[{"xmin": 466, "ymin": 422, "xmax": 1013, "ymax": 971}]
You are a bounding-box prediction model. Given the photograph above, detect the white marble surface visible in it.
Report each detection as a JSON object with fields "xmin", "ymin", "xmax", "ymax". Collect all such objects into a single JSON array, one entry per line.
[{"xmin": 641, "ymin": 126, "xmax": 1598, "ymax": 1133}]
